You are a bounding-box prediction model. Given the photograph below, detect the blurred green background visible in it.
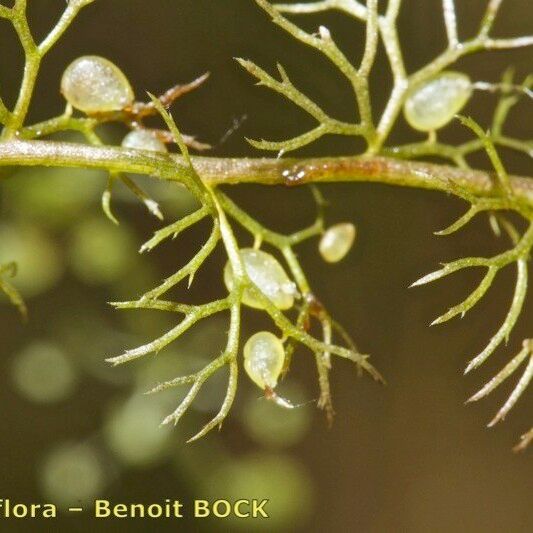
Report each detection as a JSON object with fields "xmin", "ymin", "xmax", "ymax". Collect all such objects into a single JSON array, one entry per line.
[{"xmin": 0, "ymin": 1, "xmax": 531, "ymax": 531}]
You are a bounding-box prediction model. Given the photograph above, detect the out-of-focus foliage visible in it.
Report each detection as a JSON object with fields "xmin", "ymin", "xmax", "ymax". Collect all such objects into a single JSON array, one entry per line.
[
  {"xmin": 40, "ymin": 442, "xmax": 108, "ymax": 507},
  {"xmin": 204, "ymin": 453, "xmax": 313, "ymax": 530},
  {"xmin": 11, "ymin": 340, "xmax": 78, "ymax": 403},
  {"xmin": 0, "ymin": 223, "xmax": 63, "ymax": 297}
]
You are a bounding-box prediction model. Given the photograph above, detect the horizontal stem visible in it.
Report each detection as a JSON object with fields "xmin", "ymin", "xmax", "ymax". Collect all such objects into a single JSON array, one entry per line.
[{"xmin": 0, "ymin": 139, "xmax": 532, "ymax": 208}]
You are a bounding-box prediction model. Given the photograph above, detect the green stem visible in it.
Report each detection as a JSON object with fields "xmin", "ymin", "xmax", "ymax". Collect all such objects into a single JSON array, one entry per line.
[
  {"xmin": 1, "ymin": 140, "xmax": 532, "ymax": 208},
  {"xmin": 3, "ymin": 7, "xmax": 39, "ymax": 139}
]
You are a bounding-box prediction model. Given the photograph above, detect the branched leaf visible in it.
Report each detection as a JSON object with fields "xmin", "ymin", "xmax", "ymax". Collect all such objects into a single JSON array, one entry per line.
[
  {"xmin": 187, "ymin": 359, "xmax": 238, "ymax": 442},
  {"xmin": 467, "ymin": 339, "xmax": 531, "ymax": 404},
  {"xmin": 236, "ymin": 59, "xmax": 331, "ymax": 122},
  {"xmin": 430, "ymin": 266, "xmax": 497, "ymax": 325},
  {"xmin": 139, "ymin": 221, "xmax": 220, "ymax": 301},
  {"xmin": 464, "ymin": 255, "xmax": 528, "ymax": 374},
  {"xmin": 458, "ymin": 115, "xmax": 512, "ymax": 195},
  {"xmin": 237, "ymin": 58, "xmax": 362, "ymax": 152},
  {"xmin": 488, "ymin": 349, "xmax": 532, "ymax": 427},
  {"xmin": 434, "ymin": 197, "xmax": 515, "ymax": 236},
  {"xmin": 110, "ymin": 299, "xmax": 196, "ymax": 314},
  {"xmin": 139, "ymin": 206, "xmax": 209, "ymax": 253},
  {"xmin": 411, "ymin": 258, "xmax": 489, "ymax": 287},
  {"xmin": 106, "ymin": 298, "xmax": 230, "ymax": 366},
  {"xmin": 246, "ymin": 125, "xmax": 328, "ymax": 153}
]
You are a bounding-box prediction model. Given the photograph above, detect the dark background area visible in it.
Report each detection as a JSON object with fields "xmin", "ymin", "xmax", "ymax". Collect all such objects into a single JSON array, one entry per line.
[{"xmin": 0, "ymin": 1, "xmax": 531, "ymax": 531}]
